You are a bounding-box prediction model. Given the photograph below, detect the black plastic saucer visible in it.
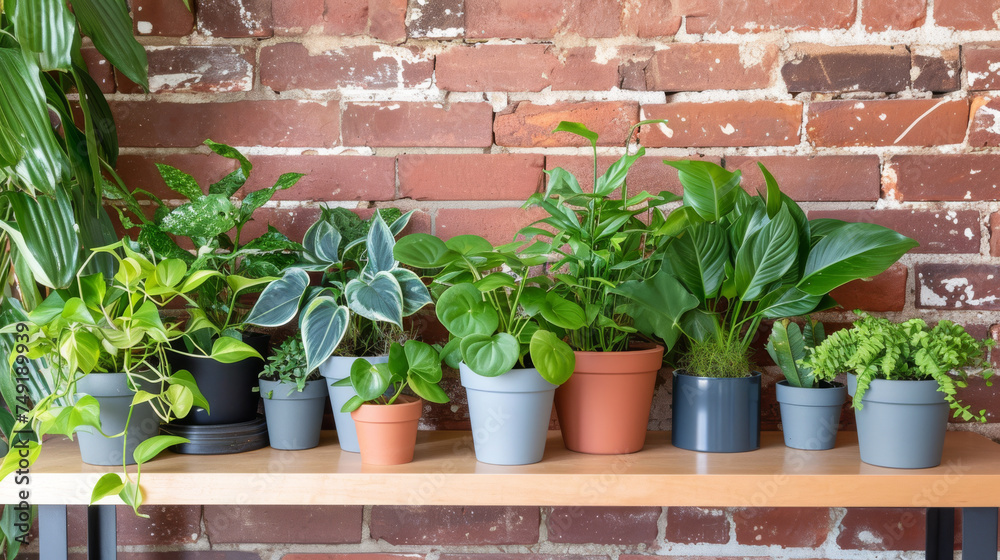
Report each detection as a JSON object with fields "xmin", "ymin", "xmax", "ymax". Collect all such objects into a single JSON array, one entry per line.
[{"xmin": 161, "ymin": 415, "xmax": 269, "ymax": 455}]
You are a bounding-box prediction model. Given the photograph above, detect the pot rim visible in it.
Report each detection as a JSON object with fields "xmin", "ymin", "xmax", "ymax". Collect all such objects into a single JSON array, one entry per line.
[
  {"xmin": 673, "ymin": 369, "xmax": 763, "ymax": 380},
  {"xmin": 350, "ymin": 395, "xmax": 423, "ymax": 423}
]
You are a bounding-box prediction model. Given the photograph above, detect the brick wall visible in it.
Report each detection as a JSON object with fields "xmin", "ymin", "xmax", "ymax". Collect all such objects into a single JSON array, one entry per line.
[{"xmin": 39, "ymin": 0, "xmax": 1000, "ymax": 557}]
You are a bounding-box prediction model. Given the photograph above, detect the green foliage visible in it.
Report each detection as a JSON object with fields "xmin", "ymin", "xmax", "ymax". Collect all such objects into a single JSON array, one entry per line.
[
  {"xmin": 801, "ymin": 312, "xmax": 994, "ymax": 421},
  {"xmin": 766, "ymin": 317, "xmax": 826, "ymax": 388},
  {"xmin": 680, "ymin": 336, "xmax": 752, "ymax": 379},
  {"xmin": 260, "ymin": 334, "xmax": 316, "ymax": 393},
  {"xmin": 333, "ymin": 340, "xmax": 449, "ymax": 412}
]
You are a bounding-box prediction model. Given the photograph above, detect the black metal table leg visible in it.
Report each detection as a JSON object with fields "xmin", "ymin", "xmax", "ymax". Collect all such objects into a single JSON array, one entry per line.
[
  {"xmin": 87, "ymin": 505, "xmax": 117, "ymax": 560},
  {"xmin": 925, "ymin": 507, "xmax": 955, "ymax": 560},
  {"xmin": 962, "ymin": 507, "xmax": 998, "ymax": 560},
  {"xmin": 38, "ymin": 505, "xmax": 68, "ymax": 560}
]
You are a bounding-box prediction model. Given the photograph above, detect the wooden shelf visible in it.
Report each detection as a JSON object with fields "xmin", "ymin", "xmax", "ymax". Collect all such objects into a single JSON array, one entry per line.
[{"xmin": 8, "ymin": 431, "xmax": 1000, "ymax": 507}]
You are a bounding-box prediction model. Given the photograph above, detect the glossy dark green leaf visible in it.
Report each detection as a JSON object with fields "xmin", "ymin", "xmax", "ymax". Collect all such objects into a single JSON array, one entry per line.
[
  {"xmin": 0, "ymin": 190, "xmax": 80, "ymax": 288},
  {"xmin": 544, "ymin": 167, "xmax": 583, "ymax": 198},
  {"xmin": 155, "ymin": 164, "xmax": 202, "ymax": 201},
  {"xmin": 798, "ymin": 223, "xmax": 919, "ymax": 295},
  {"xmin": 132, "ymin": 435, "xmax": 189, "ymax": 464},
  {"xmin": 595, "ymin": 147, "xmax": 644, "ymax": 196},
  {"xmin": 665, "ymin": 160, "xmax": 742, "ymax": 222},
  {"xmin": 758, "ymin": 286, "xmax": 824, "ymax": 319},
  {"xmin": 393, "ymin": 233, "xmax": 459, "ymax": 268},
  {"xmin": 12, "ymin": 0, "xmax": 75, "ymax": 71},
  {"xmin": 667, "ymin": 222, "xmax": 728, "ymax": 303},
  {"xmin": 408, "ymin": 375, "xmax": 449, "ymax": 404},
  {"xmin": 734, "ymin": 206, "xmax": 798, "ymax": 301},
  {"xmin": 206, "ymin": 140, "xmax": 252, "ymax": 197},
  {"xmin": 436, "ymin": 283, "xmax": 498, "ymax": 338},
  {"xmin": 610, "ymin": 268, "xmax": 699, "ymax": 351},
  {"xmin": 404, "ymin": 340, "xmax": 442, "ymax": 383},
  {"xmin": 161, "ymin": 194, "xmax": 236, "ymax": 239},
  {"xmin": 460, "ymin": 333, "xmax": 519, "ymax": 377},
  {"xmin": 239, "ymin": 172, "xmax": 303, "ymax": 224},
  {"xmin": 70, "ymin": 0, "xmax": 149, "ymax": 91},
  {"xmin": 759, "ymin": 162, "xmax": 782, "ymax": 219},
  {"xmin": 444, "ymin": 234, "xmax": 492, "ymax": 256}
]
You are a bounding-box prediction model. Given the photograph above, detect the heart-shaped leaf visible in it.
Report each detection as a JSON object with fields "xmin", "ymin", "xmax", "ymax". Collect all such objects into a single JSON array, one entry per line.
[
  {"xmin": 390, "ymin": 268, "xmax": 433, "ymax": 316},
  {"xmin": 350, "ymin": 358, "xmax": 391, "ymax": 402},
  {"xmin": 132, "ymin": 435, "xmax": 188, "ymax": 465},
  {"xmin": 209, "ymin": 337, "xmax": 262, "ymax": 364},
  {"xmin": 404, "ymin": 340, "xmax": 442, "ymax": 383},
  {"xmin": 529, "ymin": 329, "xmax": 575, "ymax": 385},
  {"xmin": 345, "ymin": 271, "xmax": 403, "ymax": 326},
  {"xmin": 436, "ymin": 284, "xmax": 498, "ymax": 338},
  {"xmin": 301, "ymin": 298, "xmax": 349, "ymax": 373},
  {"xmin": 245, "ymin": 268, "xmax": 309, "ymax": 327},
  {"xmin": 393, "ymin": 233, "xmax": 459, "ymax": 268},
  {"xmin": 460, "ymin": 333, "xmax": 519, "ymax": 377}
]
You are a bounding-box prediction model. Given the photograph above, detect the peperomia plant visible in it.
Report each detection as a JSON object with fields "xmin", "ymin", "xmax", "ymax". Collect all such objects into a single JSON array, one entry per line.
[
  {"xmin": 766, "ymin": 317, "xmax": 827, "ymax": 388},
  {"xmin": 246, "ymin": 208, "xmax": 432, "ymax": 373},
  {"xmin": 393, "ymin": 233, "xmax": 584, "ymax": 384},
  {"xmin": 800, "ymin": 312, "xmax": 994, "ymax": 421},
  {"xmin": 333, "ymin": 340, "xmax": 449, "ymax": 412}
]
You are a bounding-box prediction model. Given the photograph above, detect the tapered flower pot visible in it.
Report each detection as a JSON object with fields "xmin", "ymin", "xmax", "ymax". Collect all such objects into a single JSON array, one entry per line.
[
  {"xmin": 320, "ymin": 355, "xmax": 389, "ymax": 453},
  {"xmin": 75, "ymin": 373, "xmax": 160, "ymax": 466},
  {"xmin": 848, "ymin": 374, "xmax": 949, "ymax": 468},
  {"xmin": 351, "ymin": 395, "xmax": 423, "ymax": 465},
  {"xmin": 461, "ymin": 363, "xmax": 557, "ymax": 465},
  {"xmin": 672, "ymin": 371, "xmax": 761, "ymax": 453},
  {"xmin": 259, "ymin": 379, "xmax": 326, "ymax": 450},
  {"xmin": 776, "ymin": 380, "xmax": 847, "ymax": 450},
  {"xmin": 555, "ymin": 346, "xmax": 663, "ymax": 454}
]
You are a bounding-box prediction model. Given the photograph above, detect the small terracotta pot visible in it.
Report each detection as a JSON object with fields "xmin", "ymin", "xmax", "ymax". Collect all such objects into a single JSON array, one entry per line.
[
  {"xmin": 555, "ymin": 345, "xmax": 664, "ymax": 454},
  {"xmin": 350, "ymin": 395, "xmax": 423, "ymax": 465}
]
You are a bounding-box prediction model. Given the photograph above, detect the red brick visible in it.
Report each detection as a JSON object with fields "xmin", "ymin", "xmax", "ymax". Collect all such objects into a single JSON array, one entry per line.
[
  {"xmin": 646, "ymin": 43, "xmax": 778, "ymax": 91},
  {"xmin": 261, "ymin": 43, "xmax": 432, "ymax": 91},
  {"xmin": 273, "ymin": 0, "xmax": 367, "ymax": 35},
  {"xmin": 443, "ymin": 556, "xmax": 604, "ymax": 560},
  {"xmin": 680, "ymin": 0, "xmax": 856, "ymax": 33},
  {"xmin": 286, "ymin": 556, "xmax": 423, "ymax": 560},
  {"xmin": 782, "ymin": 44, "xmax": 910, "ymax": 93},
  {"xmin": 621, "ymin": 0, "xmax": 682, "ymax": 37},
  {"xmin": 370, "ymin": 506, "xmax": 539, "ymax": 545},
  {"xmin": 369, "ymin": 0, "xmax": 407, "ymax": 42},
  {"xmin": 408, "ymin": 0, "xmax": 464, "ymax": 38},
  {"xmin": 888, "ymin": 155, "xmax": 1000, "ymax": 201},
  {"xmin": 400, "ymin": 154, "xmax": 543, "ymax": 201},
  {"xmin": 726, "ymin": 155, "xmax": 880, "ymax": 202},
  {"xmin": 970, "ymin": 97, "xmax": 1000, "ymax": 147},
  {"xmin": 465, "ymin": 0, "xmax": 623, "ymax": 38},
  {"xmin": 197, "ymin": 0, "xmax": 273, "ymax": 37},
  {"xmin": 75, "ymin": 554, "xmax": 260, "ymax": 560},
  {"xmin": 204, "ymin": 505, "xmax": 361, "ymax": 544},
  {"xmin": 130, "ymin": 0, "xmax": 195, "ymax": 36},
  {"xmin": 495, "ymin": 102, "xmax": 638, "ymax": 147},
  {"xmin": 238, "ymin": 206, "xmax": 323, "ymax": 243},
  {"xmin": 343, "ymin": 102, "xmax": 492, "ymax": 148},
  {"xmin": 991, "ymin": 325, "xmax": 1000, "ymax": 367},
  {"xmin": 115, "ymin": 154, "xmax": 395, "ymax": 202},
  {"xmin": 862, "ymin": 0, "xmax": 926, "ymax": 30},
  {"xmin": 807, "ymin": 209, "xmax": 980, "ymax": 254},
  {"xmin": 992, "ymin": 212, "xmax": 1000, "ymax": 257},
  {"xmin": 67, "ymin": 505, "xmax": 201, "ymax": 546},
  {"xmin": 935, "ymin": 0, "xmax": 1000, "ymax": 30},
  {"xmin": 111, "ymin": 100, "xmax": 340, "ymax": 148},
  {"xmin": 953, "ymin": 374, "xmax": 1000, "ymax": 422},
  {"xmin": 837, "ymin": 508, "xmax": 926, "ymax": 550},
  {"xmin": 619, "ymin": 46, "xmax": 657, "ymax": 91},
  {"xmin": 117, "ymin": 46, "xmax": 254, "ymax": 94},
  {"xmin": 81, "ymin": 48, "xmax": 114, "ymax": 94},
  {"xmin": 436, "ymin": 45, "xmax": 618, "ymax": 92},
  {"xmin": 640, "ymin": 102, "xmax": 801, "ymax": 147},
  {"xmin": 913, "ymin": 47, "xmax": 961, "ymax": 92},
  {"xmin": 664, "ymin": 507, "xmax": 729, "ymax": 544},
  {"xmin": 807, "ymin": 99, "xmax": 969, "ymax": 147},
  {"xmin": 830, "ymin": 262, "xmax": 908, "ymax": 312},
  {"xmin": 437, "ymin": 207, "xmax": 548, "ymax": 246},
  {"xmin": 965, "ymin": 46, "xmax": 1000, "ymax": 90},
  {"xmin": 546, "ymin": 155, "xmax": 723, "ymax": 197},
  {"xmin": 917, "ymin": 264, "xmax": 1000, "ymax": 310},
  {"xmin": 734, "ymin": 507, "xmax": 831, "ymax": 547},
  {"xmin": 546, "ymin": 507, "xmax": 659, "ymax": 545}
]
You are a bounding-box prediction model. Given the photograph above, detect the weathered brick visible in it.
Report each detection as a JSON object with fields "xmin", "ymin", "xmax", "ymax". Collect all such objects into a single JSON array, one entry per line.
[
  {"xmin": 646, "ymin": 43, "xmax": 778, "ymax": 91},
  {"xmin": 991, "ymin": 325, "xmax": 1000, "ymax": 367},
  {"xmin": 640, "ymin": 102, "xmax": 801, "ymax": 147},
  {"xmin": 726, "ymin": 155, "xmax": 880, "ymax": 202},
  {"xmin": 807, "ymin": 99, "xmax": 969, "ymax": 147},
  {"xmin": 888, "ymin": 155, "xmax": 1000, "ymax": 201},
  {"xmin": 81, "ymin": 48, "xmax": 114, "ymax": 94},
  {"xmin": 197, "ymin": 0, "xmax": 273, "ymax": 37},
  {"xmin": 734, "ymin": 507, "xmax": 831, "ymax": 547},
  {"xmin": 970, "ymin": 97, "xmax": 1000, "ymax": 147},
  {"xmin": 273, "ymin": 0, "xmax": 367, "ymax": 35},
  {"xmin": 400, "ymin": 154, "xmax": 543, "ymax": 200},
  {"xmin": 83, "ymin": 554, "xmax": 260, "ymax": 560},
  {"xmin": 912, "ymin": 47, "xmax": 960, "ymax": 92},
  {"xmin": 407, "ymin": 0, "xmax": 464, "ymax": 38},
  {"xmin": 111, "ymin": 100, "xmax": 340, "ymax": 148},
  {"xmin": 115, "ymin": 154, "xmax": 395, "ymax": 202},
  {"xmin": 370, "ymin": 506, "xmax": 540, "ymax": 545},
  {"xmin": 619, "ymin": 46, "xmax": 656, "ymax": 91},
  {"xmin": 261, "ymin": 43, "xmax": 432, "ymax": 91},
  {"xmin": 442, "ymin": 555, "xmax": 605, "ymax": 560},
  {"xmin": 622, "ymin": 0, "xmax": 681, "ymax": 37},
  {"xmin": 935, "ymin": 0, "xmax": 1000, "ymax": 30},
  {"xmin": 547, "ymin": 155, "xmax": 721, "ymax": 197},
  {"xmin": 204, "ymin": 505, "xmax": 361, "ymax": 544},
  {"xmin": 807, "ymin": 209, "xmax": 980, "ymax": 254},
  {"xmin": 436, "ymin": 45, "xmax": 619, "ymax": 92},
  {"xmin": 862, "ymin": 0, "xmax": 926, "ymax": 30},
  {"xmin": 830, "ymin": 262, "xmax": 908, "ymax": 312},
  {"xmin": 546, "ymin": 507, "xmax": 660, "ymax": 545},
  {"xmin": 238, "ymin": 206, "xmax": 323, "ymax": 243},
  {"xmin": 782, "ymin": 45, "xmax": 910, "ymax": 93},
  {"xmin": 837, "ymin": 508, "xmax": 926, "ymax": 550},
  {"xmin": 992, "ymin": 212, "xmax": 1000, "ymax": 257},
  {"xmin": 495, "ymin": 102, "xmax": 638, "ymax": 147},
  {"xmin": 966, "ymin": 45, "xmax": 1000, "ymax": 90},
  {"xmin": 117, "ymin": 46, "xmax": 254, "ymax": 94},
  {"xmin": 285, "ymin": 556, "xmax": 424, "ymax": 560},
  {"xmin": 437, "ymin": 207, "xmax": 548, "ymax": 245},
  {"xmin": 680, "ymin": 0, "xmax": 856, "ymax": 33},
  {"xmin": 953, "ymin": 374, "xmax": 1000, "ymax": 422},
  {"xmin": 369, "ymin": 0, "xmax": 407, "ymax": 42},
  {"xmin": 664, "ymin": 507, "xmax": 729, "ymax": 544},
  {"xmin": 917, "ymin": 264, "xmax": 1000, "ymax": 310},
  {"xmin": 342, "ymin": 102, "xmax": 493, "ymax": 147},
  {"xmin": 465, "ymin": 0, "xmax": 623, "ymax": 38},
  {"xmin": 130, "ymin": 0, "xmax": 195, "ymax": 36},
  {"xmin": 67, "ymin": 505, "xmax": 201, "ymax": 546}
]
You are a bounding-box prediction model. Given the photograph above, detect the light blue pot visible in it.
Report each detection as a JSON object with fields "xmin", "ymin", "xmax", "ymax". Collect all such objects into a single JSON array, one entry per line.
[
  {"xmin": 319, "ymin": 355, "xmax": 388, "ymax": 453},
  {"xmin": 776, "ymin": 380, "xmax": 847, "ymax": 450},
  {"xmin": 460, "ymin": 363, "xmax": 557, "ymax": 465},
  {"xmin": 75, "ymin": 373, "xmax": 160, "ymax": 466},
  {"xmin": 259, "ymin": 379, "xmax": 326, "ymax": 450}
]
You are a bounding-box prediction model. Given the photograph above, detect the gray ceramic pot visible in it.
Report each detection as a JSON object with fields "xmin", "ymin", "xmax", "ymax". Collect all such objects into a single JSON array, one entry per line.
[
  {"xmin": 75, "ymin": 373, "xmax": 160, "ymax": 466},
  {"xmin": 460, "ymin": 363, "xmax": 557, "ymax": 465},
  {"xmin": 776, "ymin": 380, "xmax": 847, "ymax": 450},
  {"xmin": 319, "ymin": 355, "xmax": 388, "ymax": 453},
  {"xmin": 847, "ymin": 374, "xmax": 948, "ymax": 468},
  {"xmin": 259, "ymin": 379, "xmax": 326, "ymax": 450},
  {"xmin": 671, "ymin": 370, "xmax": 761, "ymax": 453}
]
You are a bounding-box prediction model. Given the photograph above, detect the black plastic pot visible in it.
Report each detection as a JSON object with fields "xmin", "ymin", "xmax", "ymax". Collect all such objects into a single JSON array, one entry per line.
[{"xmin": 671, "ymin": 370, "xmax": 761, "ymax": 453}]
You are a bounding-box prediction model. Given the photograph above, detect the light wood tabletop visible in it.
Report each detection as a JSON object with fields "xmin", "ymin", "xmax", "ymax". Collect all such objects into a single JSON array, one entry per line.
[{"xmin": 8, "ymin": 430, "xmax": 1000, "ymax": 507}]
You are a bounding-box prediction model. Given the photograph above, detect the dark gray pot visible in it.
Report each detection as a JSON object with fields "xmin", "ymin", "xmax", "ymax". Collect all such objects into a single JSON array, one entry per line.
[
  {"xmin": 259, "ymin": 379, "xmax": 326, "ymax": 450},
  {"xmin": 671, "ymin": 370, "xmax": 761, "ymax": 453},
  {"xmin": 319, "ymin": 355, "xmax": 388, "ymax": 453},
  {"xmin": 460, "ymin": 363, "xmax": 557, "ymax": 465},
  {"xmin": 75, "ymin": 373, "xmax": 160, "ymax": 466},
  {"xmin": 847, "ymin": 374, "xmax": 948, "ymax": 469},
  {"xmin": 776, "ymin": 380, "xmax": 847, "ymax": 450}
]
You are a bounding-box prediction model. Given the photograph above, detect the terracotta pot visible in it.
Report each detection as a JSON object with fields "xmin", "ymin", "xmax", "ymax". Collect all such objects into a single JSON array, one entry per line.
[
  {"xmin": 555, "ymin": 345, "xmax": 664, "ymax": 454},
  {"xmin": 350, "ymin": 395, "xmax": 423, "ymax": 465}
]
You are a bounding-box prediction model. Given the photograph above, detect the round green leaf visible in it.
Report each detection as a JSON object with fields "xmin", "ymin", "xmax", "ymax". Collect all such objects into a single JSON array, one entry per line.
[
  {"xmin": 436, "ymin": 284, "xmax": 498, "ymax": 338},
  {"xmin": 445, "ymin": 234, "xmax": 493, "ymax": 256},
  {"xmin": 408, "ymin": 376, "xmax": 449, "ymax": 404},
  {"xmin": 539, "ymin": 292, "xmax": 587, "ymax": 330},
  {"xmin": 474, "ymin": 272, "xmax": 517, "ymax": 292},
  {"xmin": 350, "ymin": 358, "xmax": 390, "ymax": 402},
  {"xmin": 529, "ymin": 330, "xmax": 575, "ymax": 385},
  {"xmin": 155, "ymin": 258, "xmax": 188, "ymax": 288},
  {"xmin": 404, "ymin": 340, "xmax": 442, "ymax": 383},
  {"xmin": 460, "ymin": 333, "xmax": 519, "ymax": 377},
  {"xmin": 393, "ymin": 233, "xmax": 459, "ymax": 268}
]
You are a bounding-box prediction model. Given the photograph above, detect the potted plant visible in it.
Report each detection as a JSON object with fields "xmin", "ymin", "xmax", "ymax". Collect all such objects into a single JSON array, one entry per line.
[
  {"xmin": 766, "ymin": 318, "xmax": 847, "ymax": 450},
  {"xmin": 625, "ymin": 159, "xmax": 919, "ymax": 452},
  {"xmin": 393, "ymin": 233, "xmax": 583, "ymax": 464},
  {"xmin": 801, "ymin": 313, "xmax": 993, "ymax": 468},
  {"xmin": 333, "ymin": 340, "xmax": 449, "ymax": 465},
  {"xmin": 258, "ymin": 334, "xmax": 325, "ymax": 450},
  {"xmin": 245, "ymin": 208, "xmax": 433, "ymax": 453}
]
